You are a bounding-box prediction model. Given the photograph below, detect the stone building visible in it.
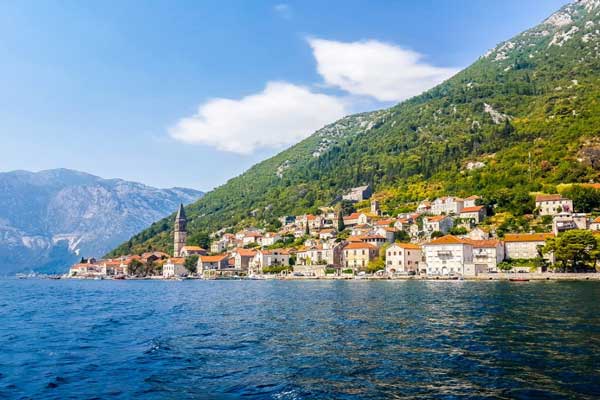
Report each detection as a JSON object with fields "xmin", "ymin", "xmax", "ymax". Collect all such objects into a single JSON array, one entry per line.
[{"xmin": 173, "ymin": 204, "xmax": 187, "ymax": 257}]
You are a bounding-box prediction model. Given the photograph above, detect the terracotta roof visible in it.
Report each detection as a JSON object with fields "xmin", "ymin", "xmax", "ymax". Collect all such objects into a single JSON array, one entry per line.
[
  {"xmin": 245, "ymin": 232, "xmax": 263, "ymax": 237},
  {"xmin": 343, "ymin": 212, "xmax": 361, "ymax": 220},
  {"xmin": 306, "ymin": 214, "xmax": 317, "ymax": 220},
  {"xmin": 344, "ymin": 242, "xmax": 377, "ymax": 250},
  {"xmin": 167, "ymin": 257, "xmax": 185, "ymax": 264},
  {"xmin": 468, "ymin": 239, "xmax": 501, "ymax": 248},
  {"xmin": 426, "ymin": 235, "xmax": 470, "ymax": 245},
  {"xmin": 181, "ymin": 245, "xmax": 205, "ymax": 251},
  {"xmin": 375, "ymin": 219, "xmax": 394, "ymax": 226},
  {"xmin": 593, "ymin": 216, "xmax": 600, "ymax": 223},
  {"xmin": 200, "ymin": 255, "xmax": 228, "ymax": 262},
  {"xmin": 347, "ymin": 236, "xmax": 363, "ymax": 242},
  {"xmin": 390, "ymin": 242, "xmax": 421, "ymax": 250},
  {"xmin": 465, "ymin": 195, "xmax": 481, "ymax": 200},
  {"xmin": 319, "ymin": 228, "xmax": 335, "ymax": 233},
  {"xmin": 535, "ymin": 194, "xmax": 564, "ymax": 202},
  {"xmin": 235, "ymin": 248, "xmax": 257, "ymax": 257},
  {"xmin": 504, "ymin": 233, "xmax": 554, "ymax": 242},
  {"xmin": 461, "ymin": 206, "xmax": 484, "ymax": 213},
  {"xmin": 426, "ymin": 215, "xmax": 448, "ymax": 222}
]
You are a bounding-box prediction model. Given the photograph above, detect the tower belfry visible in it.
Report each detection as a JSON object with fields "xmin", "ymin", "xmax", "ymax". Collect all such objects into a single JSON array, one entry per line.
[{"xmin": 173, "ymin": 203, "xmax": 187, "ymax": 257}]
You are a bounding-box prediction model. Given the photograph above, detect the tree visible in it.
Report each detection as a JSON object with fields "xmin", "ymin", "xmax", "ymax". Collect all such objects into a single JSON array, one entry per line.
[
  {"xmin": 188, "ymin": 232, "xmax": 210, "ymax": 249},
  {"xmin": 431, "ymin": 231, "xmax": 444, "ymax": 239},
  {"xmin": 337, "ymin": 212, "xmax": 345, "ymax": 232},
  {"xmin": 543, "ymin": 230, "xmax": 599, "ymax": 272},
  {"xmin": 367, "ymin": 258, "xmax": 385, "ymax": 273},
  {"xmin": 184, "ymin": 255, "xmax": 199, "ymax": 273},
  {"xmin": 128, "ymin": 259, "xmax": 144, "ymax": 276},
  {"xmin": 394, "ymin": 230, "xmax": 410, "ymax": 242},
  {"xmin": 305, "ymin": 223, "xmax": 310, "ymax": 236},
  {"xmin": 561, "ymin": 186, "xmax": 600, "ymax": 213}
]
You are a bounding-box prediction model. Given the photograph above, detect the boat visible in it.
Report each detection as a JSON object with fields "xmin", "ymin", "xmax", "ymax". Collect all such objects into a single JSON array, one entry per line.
[{"xmin": 509, "ymin": 277, "xmax": 530, "ymax": 282}]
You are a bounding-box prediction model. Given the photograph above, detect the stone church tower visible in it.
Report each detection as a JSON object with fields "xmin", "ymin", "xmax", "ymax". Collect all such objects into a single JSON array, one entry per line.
[{"xmin": 173, "ymin": 203, "xmax": 187, "ymax": 257}]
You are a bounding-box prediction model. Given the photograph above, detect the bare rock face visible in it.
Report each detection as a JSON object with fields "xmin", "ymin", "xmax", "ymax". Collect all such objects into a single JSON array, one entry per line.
[
  {"xmin": 0, "ymin": 169, "xmax": 203, "ymax": 274},
  {"xmin": 578, "ymin": 138, "xmax": 600, "ymax": 169}
]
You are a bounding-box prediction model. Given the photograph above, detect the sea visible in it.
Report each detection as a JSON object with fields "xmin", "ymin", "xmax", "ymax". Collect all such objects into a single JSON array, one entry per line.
[{"xmin": 1, "ymin": 279, "xmax": 599, "ymax": 399}]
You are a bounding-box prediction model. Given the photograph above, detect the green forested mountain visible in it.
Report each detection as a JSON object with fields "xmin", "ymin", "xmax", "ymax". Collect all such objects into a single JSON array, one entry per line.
[{"xmin": 109, "ymin": 0, "xmax": 600, "ymax": 256}]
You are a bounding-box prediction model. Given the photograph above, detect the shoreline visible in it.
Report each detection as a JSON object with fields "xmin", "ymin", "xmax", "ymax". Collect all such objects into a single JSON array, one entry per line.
[{"xmin": 41, "ymin": 272, "xmax": 600, "ymax": 282}]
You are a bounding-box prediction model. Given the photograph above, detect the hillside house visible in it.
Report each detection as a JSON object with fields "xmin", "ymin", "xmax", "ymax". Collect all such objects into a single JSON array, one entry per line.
[
  {"xmin": 431, "ymin": 196, "xmax": 464, "ymax": 215},
  {"xmin": 459, "ymin": 205, "xmax": 486, "ymax": 224},
  {"xmin": 552, "ymin": 213, "xmax": 588, "ymax": 235},
  {"xmin": 535, "ymin": 194, "xmax": 573, "ymax": 216},
  {"xmin": 424, "ymin": 215, "xmax": 454, "ymax": 235},
  {"xmin": 342, "ymin": 185, "xmax": 372, "ymax": 202},
  {"xmin": 463, "ymin": 195, "xmax": 481, "ymax": 208}
]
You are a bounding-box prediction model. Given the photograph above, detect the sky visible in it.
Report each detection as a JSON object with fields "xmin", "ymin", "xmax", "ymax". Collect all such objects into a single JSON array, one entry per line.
[{"xmin": 0, "ymin": 0, "xmax": 568, "ymax": 191}]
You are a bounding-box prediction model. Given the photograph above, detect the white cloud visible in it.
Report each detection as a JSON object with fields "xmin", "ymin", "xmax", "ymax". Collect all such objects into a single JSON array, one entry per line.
[
  {"xmin": 308, "ymin": 38, "xmax": 459, "ymax": 102},
  {"xmin": 274, "ymin": 3, "xmax": 292, "ymax": 19},
  {"xmin": 169, "ymin": 82, "xmax": 346, "ymax": 154}
]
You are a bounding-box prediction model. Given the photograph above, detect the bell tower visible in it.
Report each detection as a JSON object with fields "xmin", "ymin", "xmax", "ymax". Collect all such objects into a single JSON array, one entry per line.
[{"xmin": 173, "ymin": 203, "xmax": 187, "ymax": 257}]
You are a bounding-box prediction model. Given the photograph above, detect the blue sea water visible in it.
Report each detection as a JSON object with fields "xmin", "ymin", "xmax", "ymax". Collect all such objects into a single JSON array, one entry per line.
[{"xmin": 0, "ymin": 279, "xmax": 599, "ymax": 399}]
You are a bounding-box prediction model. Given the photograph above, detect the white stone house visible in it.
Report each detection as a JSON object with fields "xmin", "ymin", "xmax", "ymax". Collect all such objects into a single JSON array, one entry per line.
[
  {"xmin": 385, "ymin": 243, "xmax": 422, "ymax": 274},
  {"xmin": 459, "ymin": 205, "xmax": 487, "ymax": 224},
  {"xmin": 197, "ymin": 255, "xmax": 229, "ymax": 273},
  {"xmin": 424, "ymin": 215, "xmax": 454, "ymax": 235},
  {"xmin": 463, "ymin": 195, "xmax": 481, "ymax": 208},
  {"xmin": 431, "ymin": 196, "xmax": 464, "ymax": 215},
  {"xmin": 251, "ymin": 249, "xmax": 290, "ymax": 274},
  {"xmin": 471, "ymin": 240, "xmax": 505, "ymax": 273},
  {"xmin": 163, "ymin": 257, "xmax": 187, "ymax": 278},
  {"xmin": 503, "ymin": 233, "xmax": 554, "ymax": 261},
  {"xmin": 423, "ymin": 235, "xmax": 474, "ymax": 276},
  {"xmin": 259, "ymin": 232, "xmax": 281, "ymax": 247},
  {"xmin": 342, "ymin": 185, "xmax": 372, "ymax": 202},
  {"xmin": 374, "ymin": 227, "xmax": 396, "ymax": 243},
  {"xmin": 591, "ymin": 216, "xmax": 600, "ymax": 231},
  {"xmin": 535, "ymin": 194, "xmax": 573, "ymax": 216},
  {"xmin": 552, "ymin": 213, "xmax": 588, "ymax": 235}
]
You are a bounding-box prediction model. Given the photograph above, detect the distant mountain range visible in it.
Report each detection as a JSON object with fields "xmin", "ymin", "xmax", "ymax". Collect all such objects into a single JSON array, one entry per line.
[
  {"xmin": 0, "ymin": 169, "xmax": 203, "ymax": 274},
  {"xmin": 112, "ymin": 0, "xmax": 598, "ymax": 256}
]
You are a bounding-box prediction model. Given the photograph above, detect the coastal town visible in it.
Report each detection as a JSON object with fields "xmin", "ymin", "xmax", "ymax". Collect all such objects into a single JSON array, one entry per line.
[{"xmin": 67, "ymin": 183, "xmax": 600, "ymax": 281}]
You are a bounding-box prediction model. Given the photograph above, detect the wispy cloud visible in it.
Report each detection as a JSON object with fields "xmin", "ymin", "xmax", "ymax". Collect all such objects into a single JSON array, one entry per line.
[
  {"xmin": 308, "ymin": 37, "xmax": 459, "ymax": 102},
  {"xmin": 169, "ymin": 82, "xmax": 346, "ymax": 154},
  {"xmin": 274, "ymin": 3, "xmax": 292, "ymax": 19}
]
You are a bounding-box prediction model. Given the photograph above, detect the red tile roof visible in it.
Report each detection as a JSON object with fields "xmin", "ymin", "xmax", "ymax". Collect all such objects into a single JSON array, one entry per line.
[
  {"xmin": 344, "ymin": 242, "xmax": 377, "ymax": 250},
  {"xmin": 461, "ymin": 206, "xmax": 484, "ymax": 213},
  {"xmin": 426, "ymin": 235, "xmax": 470, "ymax": 245},
  {"xmin": 390, "ymin": 242, "xmax": 421, "ymax": 250},
  {"xmin": 504, "ymin": 233, "xmax": 554, "ymax": 242},
  {"xmin": 535, "ymin": 194, "xmax": 564, "ymax": 202}
]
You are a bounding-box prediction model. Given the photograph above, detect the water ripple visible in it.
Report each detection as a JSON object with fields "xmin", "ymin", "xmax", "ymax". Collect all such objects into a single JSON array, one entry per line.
[{"xmin": 1, "ymin": 279, "xmax": 599, "ymax": 399}]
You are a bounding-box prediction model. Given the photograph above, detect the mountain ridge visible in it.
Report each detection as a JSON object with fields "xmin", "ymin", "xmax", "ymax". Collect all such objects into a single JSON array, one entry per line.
[
  {"xmin": 0, "ymin": 168, "xmax": 203, "ymax": 274},
  {"xmin": 109, "ymin": 0, "xmax": 600, "ymax": 257}
]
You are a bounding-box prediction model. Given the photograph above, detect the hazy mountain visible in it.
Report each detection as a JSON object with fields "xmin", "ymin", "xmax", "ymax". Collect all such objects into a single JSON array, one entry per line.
[
  {"xmin": 111, "ymin": 0, "xmax": 600, "ymax": 256},
  {"xmin": 0, "ymin": 169, "xmax": 203, "ymax": 274}
]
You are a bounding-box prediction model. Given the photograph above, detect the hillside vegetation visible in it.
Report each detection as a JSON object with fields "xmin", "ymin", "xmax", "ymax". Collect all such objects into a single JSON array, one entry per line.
[{"xmin": 109, "ymin": 0, "xmax": 600, "ymax": 257}]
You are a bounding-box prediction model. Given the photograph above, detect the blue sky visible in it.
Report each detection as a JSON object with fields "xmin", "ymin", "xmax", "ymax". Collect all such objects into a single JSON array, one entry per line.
[{"xmin": 0, "ymin": 0, "xmax": 567, "ymax": 191}]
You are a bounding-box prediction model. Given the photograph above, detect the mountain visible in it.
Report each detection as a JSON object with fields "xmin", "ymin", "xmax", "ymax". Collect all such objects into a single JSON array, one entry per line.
[
  {"xmin": 0, "ymin": 169, "xmax": 203, "ymax": 274},
  {"xmin": 110, "ymin": 0, "xmax": 600, "ymax": 257}
]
